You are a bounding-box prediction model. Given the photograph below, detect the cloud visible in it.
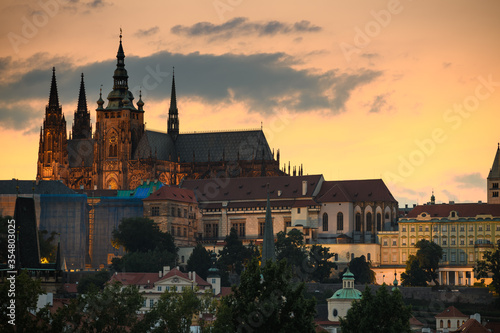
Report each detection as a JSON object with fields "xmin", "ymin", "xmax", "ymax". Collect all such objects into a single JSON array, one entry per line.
[
  {"xmin": 171, "ymin": 17, "xmax": 321, "ymax": 40},
  {"xmin": 366, "ymin": 93, "xmax": 392, "ymax": 113},
  {"xmin": 442, "ymin": 62, "xmax": 452, "ymax": 69},
  {"xmin": 0, "ymin": 48, "xmax": 382, "ymax": 130},
  {"xmin": 135, "ymin": 26, "xmax": 159, "ymax": 37},
  {"xmin": 454, "ymin": 172, "xmax": 485, "ymax": 189},
  {"xmin": 361, "ymin": 53, "xmax": 379, "ymax": 59},
  {"xmin": 442, "ymin": 189, "xmax": 459, "ymax": 202}
]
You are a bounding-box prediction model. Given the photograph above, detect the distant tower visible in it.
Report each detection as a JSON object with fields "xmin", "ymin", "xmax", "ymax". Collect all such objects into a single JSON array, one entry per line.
[
  {"xmin": 207, "ymin": 252, "xmax": 221, "ymax": 295},
  {"xmin": 487, "ymin": 143, "xmax": 500, "ymax": 204},
  {"xmin": 37, "ymin": 67, "xmax": 68, "ymax": 181},
  {"xmin": 430, "ymin": 190, "xmax": 435, "ymax": 205},
  {"xmin": 327, "ymin": 268, "xmax": 362, "ymax": 322},
  {"xmin": 167, "ymin": 69, "xmax": 179, "ymax": 141},
  {"xmin": 261, "ymin": 184, "xmax": 275, "ymax": 266},
  {"xmin": 72, "ymin": 73, "xmax": 92, "ymax": 139},
  {"xmin": 92, "ymin": 31, "xmax": 145, "ymax": 190}
]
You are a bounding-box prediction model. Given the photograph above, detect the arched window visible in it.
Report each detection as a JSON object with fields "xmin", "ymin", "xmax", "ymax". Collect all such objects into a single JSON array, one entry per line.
[
  {"xmin": 366, "ymin": 212, "xmax": 372, "ymax": 232},
  {"xmin": 440, "ymin": 320, "xmax": 443, "ymax": 328},
  {"xmin": 377, "ymin": 213, "xmax": 382, "ymax": 231},
  {"xmin": 448, "ymin": 320, "xmax": 451, "ymax": 328},
  {"xmin": 337, "ymin": 212, "xmax": 343, "ymax": 231},
  {"xmin": 457, "ymin": 320, "xmax": 460, "ymax": 328},
  {"xmin": 109, "ymin": 144, "xmax": 117, "ymax": 157},
  {"xmin": 322, "ymin": 213, "xmax": 328, "ymax": 232},
  {"xmin": 385, "ymin": 212, "xmax": 390, "ymax": 220},
  {"xmin": 355, "ymin": 213, "xmax": 361, "ymax": 231}
]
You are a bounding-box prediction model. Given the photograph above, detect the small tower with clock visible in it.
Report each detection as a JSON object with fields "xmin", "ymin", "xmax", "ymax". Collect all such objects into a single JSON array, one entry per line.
[{"xmin": 92, "ymin": 31, "xmax": 145, "ymax": 190}]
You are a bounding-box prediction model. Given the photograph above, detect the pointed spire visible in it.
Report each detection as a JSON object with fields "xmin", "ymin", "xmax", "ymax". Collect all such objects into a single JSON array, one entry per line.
[
  {"xmin": 97, "ymin": 85, "xmax": 104, "ymax": 110},
  {"xmin": 48, "ymin": 67, "xmax": 60, "ymax": 110},
  {"xmin": 488, "ymin": 143, "xmax": 500, "ymax": 179},
  {"xmin": 167, "ymin": 67, "xmax": 179, "ymax": 140},
  {"xmin": 137, "ymin": 89, "xmax": 144, "ymax": 111},
  {"xmin": 77, "ymin": 73, "xmax": 88, "ymax": 112},
  {"xmin": 261, "ymin": 183, "xmax": 275, "ymax": 266}
]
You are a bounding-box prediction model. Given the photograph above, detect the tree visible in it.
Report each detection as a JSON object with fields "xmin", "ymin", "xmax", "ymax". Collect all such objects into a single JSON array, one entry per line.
[
  {"xmin": 308, "ymin": 244, "xmax": 337, "ymax": 283},
  {"xmin": 475, "ymin": 243, "xmax": 500, "ymax": 295},
  {"xmin": 401, "ymin": 255, "xmax": 428, "ymax": 287},
  {"xmin": 77, "ymin": 270, "xmax": 112, "ymax": 294},
  {"xmin": 112, "ymin": 217, "xmax": 176, "ymax": 253},
  {"xmin": 340, "ymin": 285, "xmax": 412, "ymax": 333},
  {"xmin": 212, "ymin": 257, "xmax": 316, "ymax": 333},
  {"xmin": 187, "ymin": 243, "xmax": 212, "ymax": 280},
  {"xmin": 414, "ymin": 239, "xmax": 443, "ymax": 285},
  {"xmin": 345, "ymin": 255, "xmax": 375, "ymax": 284},
  {"xmin": 111, "ymin": 249, "xmax": 177, "ymax": 273},
  {"xmin": 135, "ymin": 288, "xmax": 214, "ymax": 333},
  {"xmin": 0, "ymin": 270, "xmax": 45, "ymax": 333},
  {"xmin": 51, "ymin": 282, "xmax": 144, "ymax": 332},
  {"xmin": 218, "ymin": 228, "xmax": 252, "ymax": 275},
  {"xmin": 275, "ymin": 229, "xmax": 308, "ymax": 279}
]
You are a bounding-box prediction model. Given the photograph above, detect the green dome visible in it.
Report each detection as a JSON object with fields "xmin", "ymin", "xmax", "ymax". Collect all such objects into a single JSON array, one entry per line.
[{"xmin": 330, "ymin": 288, "xmax": 362, "ymax": 300}]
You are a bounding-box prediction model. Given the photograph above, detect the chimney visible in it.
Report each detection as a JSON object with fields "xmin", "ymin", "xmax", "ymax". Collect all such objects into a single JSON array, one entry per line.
[
  {"xmin": 302, "ymin": 180, "xmax": 307, "ymax": 196},
  {"xmin": 188, "ymin": 271, "xmax": 192, "ymax": 279},
  {"xmin": 163, "ymin": 266, "xmax": 170, "ymax": 275},
  {"xmin": 159, "ymin": 270, "xmax": 162, "ymax": 278},
  {"xmin": 192, "ymin": 271, "xmax": 196, "ymax": 283}
]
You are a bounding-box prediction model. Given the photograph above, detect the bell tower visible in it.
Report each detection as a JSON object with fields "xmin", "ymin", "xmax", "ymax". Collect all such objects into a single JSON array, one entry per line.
[
  {"xmin": 37, "ymin": 67, "xmax": 68, "ymax": 181},
  {"xmin": 92, "ymin": 31, "xmax": 145, "ymax": 190},
  {"xmin": 487, "ymin": 143, "xmax": 500, "ymax": 204}
]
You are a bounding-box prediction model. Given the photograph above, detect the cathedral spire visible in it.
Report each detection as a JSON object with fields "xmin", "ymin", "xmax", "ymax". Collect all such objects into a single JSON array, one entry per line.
[
  {"xmin": 72, "ymin": 73, "xmax": 91, "ymax": 139},
  {"xmin": 77, "ymin": 73, "xmax": 88, "ymax": 112},
  {"xmin": 261, "ymin": 184, "xmax": 275, "ymax": 266},
  {"xmin": 48, "ymin": 67, "xmax": 60, "ymax": 112},
  {"xmin": 167, "ymin": 68, "xmax": 179, "ymax": 140}
]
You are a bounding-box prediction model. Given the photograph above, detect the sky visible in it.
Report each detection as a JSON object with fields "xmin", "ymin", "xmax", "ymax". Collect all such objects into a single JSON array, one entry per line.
[{"xmin": 0, "ymin": 0, "xmax": 499, "ymax": 206}]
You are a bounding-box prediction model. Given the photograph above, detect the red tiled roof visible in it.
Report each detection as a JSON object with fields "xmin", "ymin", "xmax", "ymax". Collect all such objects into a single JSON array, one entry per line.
[
  {"xmin": 63, "ymin": 283, "xmax": 78, "ymax": 293},
  {"xmin": 410, "ymin": 316, "xmax": 425, "ymax": 327},
  {"xmin": 182, "ymin": 175, "xmax": 323, "ymax": 201},
  {"xmin": 435, "ymin": 306, "xmax": 468, "ymax": 318},
  {"xmin": 485, "ymin": 321, "xmax": 500, "ymax": 332},
  {"xmin": 144, "ymin": 186, "xmax": 196, "ymax": 203},
  {"xmin": 452, "ymin": 318, "xmax": 489, "ymax": 333},
  {"xmin": 407, "ymin": 203, "xmax": 500, "ymax": 218},
  {"xmin": 109, "ymin": 272, "xmax": 160, "ymax": 286},
  {"xmin": 315, "ymin": 179, "xmax": 397, "ymax": 203},
  {"xmin": 158, "ymin": 268, "xmax": 210, "ymax": 286}
]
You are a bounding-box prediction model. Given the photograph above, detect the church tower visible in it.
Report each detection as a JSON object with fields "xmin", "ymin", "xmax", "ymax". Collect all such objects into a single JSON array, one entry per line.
[
  {"xmin": 487, "ymin": 143, "xmax": 500, "ymax": 204},
  {"xmin": 72, "ymin": 73, "xmax": 92, "ymax": 139},
  {"xmin": 92, "ymin": 31, "xmax": 145, "ymax": 190},
  {"xmin": 167, "ymin": 71, "xmax": 179, "ymax": 141},
  {"xmin": 37, "ymin": 67, "xmax": 68, "ymax": 181}
]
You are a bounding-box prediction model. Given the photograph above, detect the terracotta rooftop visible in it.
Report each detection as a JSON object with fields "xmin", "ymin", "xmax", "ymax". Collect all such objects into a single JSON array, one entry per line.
[
  {"xmin": 452, "ymin": 318, "xmax": 489, "ymax": 333},
  {"xmin": 158, "ymin": 267, "xmax": 210, "ymax": 286},
  {"xmin": 315, "ymin": 179, "xmax": 397, "ymax": 203},
  {"xmin": 435, "ymin": 306, "xmax": 468, "ymax": 318},
  {"xmin": 109, "ymin": 272, "xmax": 160, "ymax": 286},
  {"xmin": 144, "ymin": 186, "xmax": 196, "ymax": 203},
  {"xmin": 406, "ymin": 203, "xmax": 500, "ymax": 218}
]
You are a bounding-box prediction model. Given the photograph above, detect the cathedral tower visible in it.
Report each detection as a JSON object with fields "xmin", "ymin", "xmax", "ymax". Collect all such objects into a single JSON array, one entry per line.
[
  {"xmin": 92, "ymin": 32, "xmax": 145, "ymax": 190},
  {"xmin": 487, "ymin": 143, "xmax": 500, "ymax": 204},
  {"xmin": 72, "ymin": 73, "xmax": 92, "ymax": 139},
  {"xmin": 167, "ymin": 70, "xmax": 179, "ymax": 141},
  {"xmin": 37, "ymin": 67, "xmax": 68, "ymax": 181}
]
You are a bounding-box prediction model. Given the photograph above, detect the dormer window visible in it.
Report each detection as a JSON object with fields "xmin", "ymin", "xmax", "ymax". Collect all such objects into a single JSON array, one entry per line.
[{"xmin": 451, "ymin": 211, "xmax": 456, "ymax": 218}]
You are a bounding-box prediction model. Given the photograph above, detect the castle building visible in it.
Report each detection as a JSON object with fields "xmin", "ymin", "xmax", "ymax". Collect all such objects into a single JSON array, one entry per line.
[{"xmin": 37, "ymin": 34, "xmax": 283, "ymax": 190}]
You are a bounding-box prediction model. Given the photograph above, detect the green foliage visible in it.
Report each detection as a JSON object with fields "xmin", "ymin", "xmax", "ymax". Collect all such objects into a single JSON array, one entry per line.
[
  {"xmin": 112, "ymin": 217, "xmax": 177, "ymax": 253},
  {"xmin": 77, "ymin": 270, "xmax": 112, "ymax": 294},
  {"xmin": 340, "ymin": 285, "xmax": 412, "ymax": 333},
  {"xmin": 218, "ymin": 228, "xmax": 253, "ymax": 275},
  {"xmin": 401, "ymin": 255, "xmax": 428, "ymax": 287},
  {"xmin": 111, "ymin": 249, "xmax": 177, "ymax": 273},
  {"xmin": 212, "ymin": 258, "xmax": 317, "ymax": 333},
  {"xmin": 187, "ymin": 243, "xmax": 212, "ymax": 280},
  {"xmin": 0, "ymin": 270, "xmax": 45, "ymax": 333},
  {"xmin": 38, "ymin": 229, "xmax": 58, "ymax": 262},
  {"xmin": 308, "ymin": 244, "xmax": 337, "ymax": 283},
  {"xmin": 475, "ymin": 243, "xmax": 500, "ymax": 295},
  {"xmin": 135, "ymin": 287, "xmax": 213, "ymax": 333},
  {"xmin": 275, "ymin": 229, "xmax": 308, "ymax": 279},
  {"xmin": 344, "ymin": 255, "xmax": 375, "ymax": 285},
  {"xmin": 51, "ymin": 282, "xmax": 144, "ymax": 332}
]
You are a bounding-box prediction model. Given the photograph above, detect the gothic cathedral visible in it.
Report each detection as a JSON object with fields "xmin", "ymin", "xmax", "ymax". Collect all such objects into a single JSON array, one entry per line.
[{"xmin": 37, "ymin": 34, "xmax": 285, "ymax": 190}]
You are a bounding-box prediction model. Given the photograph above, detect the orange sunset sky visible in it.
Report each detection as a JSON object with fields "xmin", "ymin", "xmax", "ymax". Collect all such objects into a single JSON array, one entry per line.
[{"xmin": 0, "ymin": 0, "xmax": 499, "ymax": 205}]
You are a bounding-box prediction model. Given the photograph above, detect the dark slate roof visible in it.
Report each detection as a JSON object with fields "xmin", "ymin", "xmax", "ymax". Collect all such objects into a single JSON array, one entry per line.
[
  {"xmin": 67, "ymin": 138, "xmax": 94, "ymax": 167},
  {"xmin": 0, "ymin": 180, "xmax": 76, "ymax": 195},
  {"xmin": 75, "ymin": 189, "xmax": 117, "ymax": 197},
  {"xmin": 489, "ymin": 145, "xmax": 500, "ymax": 179},
  {"xmin": 407, "ymin": 203, "xmax": 500, "ymax": 218},
  {"xmin": 134, "ymin": 130, "xmax": 176, "ymax": 160},
  {"xmin": 182, "ymin": 175, "xmax": 323, "ymax": 202},
  {"xmin": 175, "ymin": 130, "xmax": 273, "ymax": 163},
  {"xmin": 315, "ymin": 179, "xmax": 397, "ymax": 203}
]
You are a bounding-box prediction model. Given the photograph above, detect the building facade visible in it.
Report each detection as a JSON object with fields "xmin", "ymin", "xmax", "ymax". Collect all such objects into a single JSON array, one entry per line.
[{"xmin": 37, "ymin": 34, "xmax": 284, "ymax": 191}]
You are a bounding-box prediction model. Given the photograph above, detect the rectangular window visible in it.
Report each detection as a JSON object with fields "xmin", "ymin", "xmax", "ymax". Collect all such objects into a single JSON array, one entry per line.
[
  {"xmin": 425, "ymin": 226, "xmax": 429, "ymax": 232},
  {"xmin": 367, "ymin": 253, "xmax": 371, "ymax": 261},
  {"xmin": 402, "ymin": 252, "xmax": 407, "ymax": 262},
  {"xmin": 469, "ymin": 253, "xmax": 474, "ymax": 262},
  {"xmin": 402, "ymin": 239, "xmax": 407, "ymax": 246},
  {"xmin": 183, "ymin": 228, "xmax": 187, "ymax": 237},
  {"xmin": 143, "ymin": 299, "xmax": 146, "ymax": 308},
  {"xmin": 451, "ymin": 253, "xmax": 456, "ymax": 262},
  {"xmin": 486, "ymin": 225, "xmax": 490, "ymax": 231},
  {"xmin": 496, "ymin": 225, "xmax": 500, "ymax": 231},
  {"xmin": 419, "ymin": 226, "xmax": 422, "ymax": 232},
  {"xmin": 460, "ymin": 226, "xmax": 465, "ymax": 232},
  {"xmin": 181, "ymin": 255, "xmax": 185, "ymax": 263},
  {"xmin": 442, "ymin": 239, "xmax": 447, "ymax": 246},
  {"xmin": 297, "ymin": 208, "xmax": 301, "ymax": 214},
  {"xmin": 442, "ymin": 225, "xmax": 447, "ymax": 232},
  {"xmin": 460, "ymin": 252, "xmax": 465, "ymax": 262},
  {"xmin": 469, "ymin": 239, "xmax": 474, "ymax": 245},
  {"xmin": 177, "ymin": 208, "xmax": 181, "ymax": 217},
  {"xmin": 460, "ymin": 239, "xmax": 464, "ymax": 245},
  {"xmin": 150, "ymin": 299, "xmax": 154, "ymax": 308},
  {"xmin": 451, "ymin": 239, "xmax": 455, "ymax": 245},
  {"xmin": 392, "ymin": 239, "xmax": 397, "ymax": 246},
  {"xmin": 479, "ymin": 225, "xmax": 483, "ymax": 231},
  {"xmin": 205, "ymin": 223, "xmax": 219, "ymax": 238},
  {"xmin": 493, "ymin": 192, "xmax": 499, "ymax": 198},
  {"xmin": 433, "ymin": 237, "xmax": 438, "ymax": 244},
  {"xmin": 158, "ymin": 286, "xmax": 162, "ymax": 291},
  {"xmin": 392, "ymin": 254, "xmax": 397, "ymax": 262},
  {"xmin": 284, "ymin": 217, "xmax": 292, "ymax": 229},
  {"xmin": 451, "ymin": 226, "xmax": 456, "ymax": 232},
  {"xmin": 171, "ymin": 207, "xmax": 175, "ymax": 217},
  {"xmin": 402, "ymin": 226, "xmax": 406, "ymax": 232},
  {"xmin": 411, "ymin": 227, "xmax": 415, "ymax": 232},
  {"xmin": 383, "ymin": 239, "xmax": 388, "ymax": 246},
  {"xmin": 410, "ymin": 239, "xmax": 415, "ymax": 246},
  {"xmin": 232, "ymin": 222, "xmax": 246, "ymax": 237},
  {"xmin": 259, "ymin": 222, "xmax": 265, "ymax": 236},
  {"xmin": 494, "ymin": 183, "xmax": 499, "ymax": 189},
  {"xmin": 469, "ymin": 225, "xmax": 474, "ymax": 232},
  {"xmin": 433, "ymin": 226, "xmax": 438, "ymax": 232},
  {"xmin": 184, "ymin": 209, "xmax": 187, "ymax": 218},
  {"xmin": 151, "ymin": 206, "xmax": 160, "ymax": 216},
  {"xmin": 212, "ymin": 278, "xmax": 216, "ymax": 284},
  {"xmin": 443, "ymin": 253, "xmax": 447, "ymax": 261}
]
